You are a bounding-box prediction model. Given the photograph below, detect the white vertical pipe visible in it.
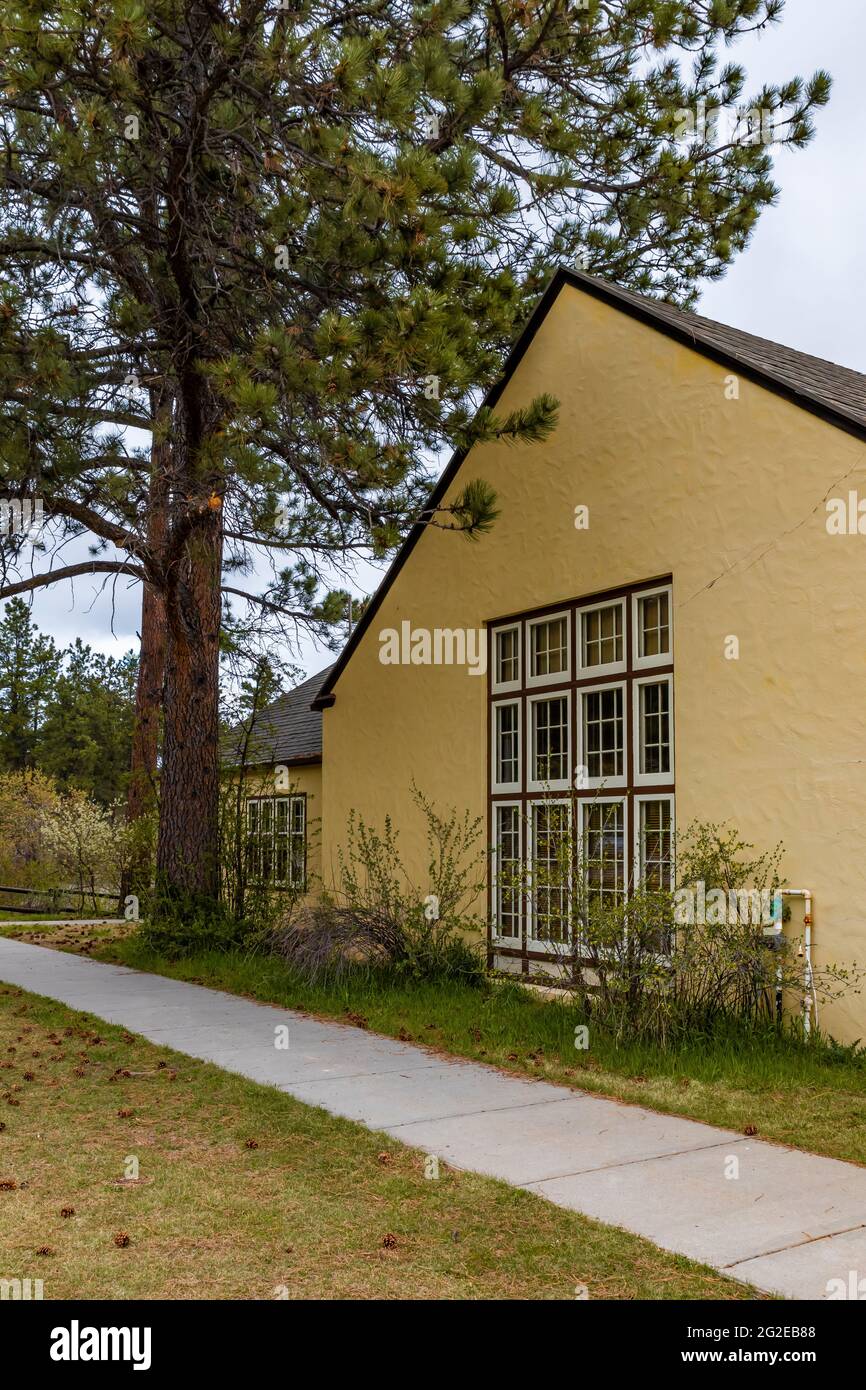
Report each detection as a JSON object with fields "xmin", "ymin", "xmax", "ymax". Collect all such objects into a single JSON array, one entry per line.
[{"xmin": 778, "ymin": 889, "xmax": 813, "ymax": 1037}]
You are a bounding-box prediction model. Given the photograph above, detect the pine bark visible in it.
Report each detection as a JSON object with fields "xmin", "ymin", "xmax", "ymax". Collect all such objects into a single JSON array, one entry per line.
[{"xmin": 156, "ymin": 506, "xmax": 223, "ymax": 903}]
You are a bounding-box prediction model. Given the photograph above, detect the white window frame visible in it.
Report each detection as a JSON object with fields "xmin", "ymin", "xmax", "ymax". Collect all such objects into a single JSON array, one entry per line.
[
  {"xmin": 491, "ymin": 698, "xmax": 521, "ymax": 793},
  {"xmin": 578, "ymin": 795, "xmax": 628, "ymax": 916},
  {"xmin": 527, "ymin": 797, "xmax": 573, "ymax": 955},
  {"xmin": 491, "ymin": 622, "xmax": 521, "ymax": 694},
  {"xmin": 632, "ymin": 793, "xmax": 676, "ymax": 960},
  {"xmin": 577, "ymin": 680, "xmax": 627, "ymax": 790},
  {"xmin": 633, "ymin": 672, "xmax": 674, "ymax": 786},
  {"xmin": 491, "ymin": 800, "xmax": 523, "ymax": 946},
  {"xmin": 632, "ymin": 584, "xmax": 673, "ymax": 671},
  {"xmin": 527, "ymin": 689, "xmax": 571, "ymax": 792},
  {"xmin": 576, "ymin": 596, "xmax": 627, "ymax": 678},
  {"xmin": 525, "ymin": 610, "xmax": 571, "ymax": 688},
  {"xmin": 633, "ymin": 793, "xmax": 676, "ymax": 891},
  {"xmin": 246, "ymin": 794, "xmax": 306, "ymax": 888}
]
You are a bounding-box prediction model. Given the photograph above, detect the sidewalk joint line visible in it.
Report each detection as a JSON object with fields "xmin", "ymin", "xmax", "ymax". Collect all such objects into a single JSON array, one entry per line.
[
  {"xmin": 722, "ymin": 1220, "xmax": 866, "ymax": 1269},
  {"xmin": 519, "ymin": 1137, "xmax": 750, "ymax": 1185}
]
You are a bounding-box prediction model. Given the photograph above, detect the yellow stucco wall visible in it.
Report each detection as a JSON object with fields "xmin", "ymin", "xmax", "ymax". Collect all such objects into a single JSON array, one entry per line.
[{"xmin": 320, "ymin": 282, "xmax": 866, "ymax": 1040}]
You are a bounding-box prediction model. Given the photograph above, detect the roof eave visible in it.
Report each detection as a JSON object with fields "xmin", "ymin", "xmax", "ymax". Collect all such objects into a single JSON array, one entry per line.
[{"xmin": 224, "ymin": 751, "xmax": 323, "ymax": 770}]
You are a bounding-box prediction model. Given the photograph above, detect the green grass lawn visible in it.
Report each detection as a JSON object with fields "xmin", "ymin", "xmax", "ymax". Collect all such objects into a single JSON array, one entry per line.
[
  {"xmin": 85, "ymin": 937, "xmax": 866, "ymax": 1169},
  {"xmin": 0, "ymin": 985, "xmax": 752, "ymax": 1301}
]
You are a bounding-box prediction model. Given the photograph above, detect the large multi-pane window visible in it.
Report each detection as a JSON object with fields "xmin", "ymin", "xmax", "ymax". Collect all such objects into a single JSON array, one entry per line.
[
  {"xmin": 488, "ymin": 580, "xmax": 674, "ymax": 963},
  {"xmin": 246, "ymin": 795, "xmax": 306, "ymax": 888}
]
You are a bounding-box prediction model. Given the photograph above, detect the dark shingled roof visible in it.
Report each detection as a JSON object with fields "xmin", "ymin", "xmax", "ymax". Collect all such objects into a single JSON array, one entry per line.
[
  {"xmin": 226, "ymin": 664, "xmax": 332, "ymax": 766},
  {"xmin": 312, "ymin": 268, "xmax": 866, "ymax": 712}
]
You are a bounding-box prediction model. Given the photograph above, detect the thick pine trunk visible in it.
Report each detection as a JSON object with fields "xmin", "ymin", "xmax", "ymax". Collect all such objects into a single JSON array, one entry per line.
[
  {"xmin": 156, "ymin": 510, "xmax": 223, "ymax": 904},
  {"xmin": 157, "ymin": 110, "xmax": 226, "ymax": 907}
]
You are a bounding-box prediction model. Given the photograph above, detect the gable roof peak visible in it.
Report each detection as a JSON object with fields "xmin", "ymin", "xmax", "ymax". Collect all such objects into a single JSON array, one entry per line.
[
  {"xmin": 313, "ymin": 267, "xmax": 866, "ymax": 710},
  {"xmin": 565, "ymin": 268, "xmax": 866, "ymax": 431}
]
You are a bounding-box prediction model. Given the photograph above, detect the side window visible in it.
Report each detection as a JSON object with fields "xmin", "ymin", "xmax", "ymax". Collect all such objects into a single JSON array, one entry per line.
[{"xmin": 246, "ymin": 794, "xmax": 306, "ymax": 887}]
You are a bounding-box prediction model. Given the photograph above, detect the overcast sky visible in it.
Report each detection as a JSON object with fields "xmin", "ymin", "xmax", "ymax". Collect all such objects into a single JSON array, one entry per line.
[{"xmin": 9, "ymin": 0, "xmax": 864, "ymax": 681}]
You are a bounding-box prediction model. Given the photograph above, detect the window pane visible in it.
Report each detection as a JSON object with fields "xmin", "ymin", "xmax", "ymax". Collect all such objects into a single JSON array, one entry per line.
[
  {"xmin": 638, "ymin": 592, "xmax": 670, "ymax": 659},
  {"xmin": 639, "ymin": 681, "xmax": 671, "ymax": 775},
  {"xmin": 530, "ymin": 617, "xmax": 568, "ymax": 678},
  {"xmin": 260, "ymin": 841, "xmax": 273, "ymax": 882},
  {"xmin": 583, "ymin": 687, "xmax": 623, "ymax": 779},
  {"xmin": 494, "ymin": 804, "xmax": 521, "ymax": 936},
  {"xmin": 290, "ymin": 797, "xmax": 306, "ymax": 886},
  {"xmin": 532, "ymin": 697, "xmax": 568, "ymax": 782},
  {"xmin": 639, "ymin": 799, "xmax": 674, "ymax": 952},
  {"xmin": 495, "ymin": 702, "xmax": 519, "ymax": 785},
  {"xmin": 639, "ymin": 799, "xmax": 672, "ymax": 889},
  {"xmin": 495, "ymin": 628, "xmax": 520, "ymax": 685},
  {"xmin": 243, "ymin": 797, "xmax": 305, "ymax": 887},
  {"xmin": 582, "ymin": 603, "xmax": 623, "ymax": 668},
  {"xmin": 583, "ymin": 801, "xmax": 625, "ymax": 905},
  {"xmin": 532, "ymin": 802, "xmax": 570, "ymax": 943}
]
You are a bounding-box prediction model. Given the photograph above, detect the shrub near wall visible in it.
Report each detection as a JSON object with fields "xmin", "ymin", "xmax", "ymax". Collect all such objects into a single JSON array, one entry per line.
[{"xmin": 274, "ymin": 787, "xmax": 487, "ymax": 984}]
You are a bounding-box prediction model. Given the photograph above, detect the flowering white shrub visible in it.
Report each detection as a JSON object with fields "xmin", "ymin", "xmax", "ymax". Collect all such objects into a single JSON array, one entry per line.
[
  {"xmin": 39, "ymin": 791, "xmax": 131, "ymax": 904},
  {"xmin": 0, "ymin": 770, "xmax": 62, "ymax": 888}
]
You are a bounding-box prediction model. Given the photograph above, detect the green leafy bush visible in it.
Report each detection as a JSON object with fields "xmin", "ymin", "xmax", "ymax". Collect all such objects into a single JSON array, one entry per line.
[
  {"xmin": 500, "ymin": 792, "xmax": 861, "ymax": 1045},
  {"xmin": 137, "ymin": 886, "xmax": 254, "ymax": 957},
  {"xmin": 273, "ymin": 786, "xmax": 486, "ymax": 985}
]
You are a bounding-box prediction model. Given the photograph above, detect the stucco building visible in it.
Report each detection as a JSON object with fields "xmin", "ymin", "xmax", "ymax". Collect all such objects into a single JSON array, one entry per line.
[{"xmin": 242, "ymin": 269, "xmax": 866, "ymax": 1041}]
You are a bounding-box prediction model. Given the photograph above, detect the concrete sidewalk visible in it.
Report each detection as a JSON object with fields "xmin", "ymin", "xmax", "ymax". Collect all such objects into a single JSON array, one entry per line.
[{"xmin": 1, "ymin": 936, "xmax": 864, "ymax": 1300}]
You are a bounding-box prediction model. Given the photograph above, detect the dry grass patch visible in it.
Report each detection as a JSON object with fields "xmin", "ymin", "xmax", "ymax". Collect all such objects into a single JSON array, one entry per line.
[{"xmin": 0, "ymin": 985, "xmax": 752, "ymax": 1301}]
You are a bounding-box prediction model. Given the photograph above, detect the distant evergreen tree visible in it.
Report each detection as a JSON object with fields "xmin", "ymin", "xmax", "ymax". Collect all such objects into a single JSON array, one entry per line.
[
  {"xmin": 37, "ymin": 641, "xmax": 138, "ymax": 803},
  {"xmin": 0, "ymin": 598, "xmax": 60, "ymax": 771}
]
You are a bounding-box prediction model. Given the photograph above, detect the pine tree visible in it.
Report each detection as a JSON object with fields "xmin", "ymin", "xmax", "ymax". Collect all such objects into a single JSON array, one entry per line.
[
  {"xmin": 37, "ymin": 640, "xmax": 138, "ymax": 803},
  {"xmin": 0, "ymin": 598, "xmax": 60, "ymax": 770},
  {"xmin": 0, "ymin": 0, "xmax": 831, "ymax": 911}
]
